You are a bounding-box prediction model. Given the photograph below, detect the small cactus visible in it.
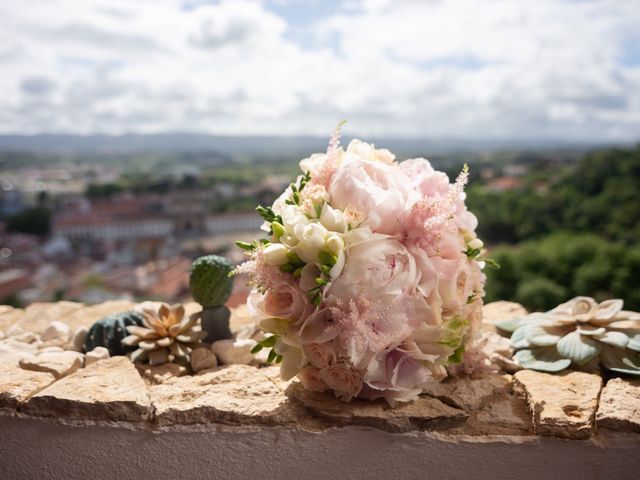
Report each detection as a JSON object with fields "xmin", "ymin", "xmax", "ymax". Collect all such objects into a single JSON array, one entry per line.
[
  {"xmin": 84, "ymin": 311, "xmax": 144, "ymax": 356},
  {"xmin": 189, "ymin": 255, "xmax": 234, "ymax": 308}
]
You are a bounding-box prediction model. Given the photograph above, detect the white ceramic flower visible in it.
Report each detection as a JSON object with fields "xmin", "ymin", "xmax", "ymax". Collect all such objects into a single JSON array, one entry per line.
[{"xmin": 499, "ymin": 296, "xmax": 640, "ymax": 374}]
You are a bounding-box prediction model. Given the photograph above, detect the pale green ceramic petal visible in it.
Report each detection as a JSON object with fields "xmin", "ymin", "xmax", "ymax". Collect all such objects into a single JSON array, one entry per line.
[
  {"xmin": 510, "ymin": 325, "xmax": 531, "ymax": 349},
  {"xmin": 594, "ymin": 331, "xmax": 629, "ymax": 348},
  {"xmin": 627, "ymin": 333, "xmax": 640, "ymax": 352},
  {"xmin": 496, "ymin": 317, "xmax": 526, "ymax": 333},
  {"xmin": 556, "ymin": 331, "xmax": 601, "ymax": 365},
  {"xmin": 514, "ymin": 348, "xmax": 571, "ymax": 373},
  {"xmin": 600, "ymin": 346, "xmax": 640, "ymax": 376},
  {"xmin": 524, "ymin": 324, "xmax": 564, "ymax": 347}
]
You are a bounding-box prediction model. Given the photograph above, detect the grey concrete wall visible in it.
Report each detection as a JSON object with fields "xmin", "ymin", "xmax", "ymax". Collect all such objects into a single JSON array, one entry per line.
[{"xmin": 1, "ymin": 415, "xmax": 639, "ymax": 480}]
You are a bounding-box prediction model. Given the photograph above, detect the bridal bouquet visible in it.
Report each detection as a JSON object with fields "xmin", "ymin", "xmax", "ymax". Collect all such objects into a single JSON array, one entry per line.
[{"xmin": 235, "ymin": 126, "xmax": 488, "ymax": 404}]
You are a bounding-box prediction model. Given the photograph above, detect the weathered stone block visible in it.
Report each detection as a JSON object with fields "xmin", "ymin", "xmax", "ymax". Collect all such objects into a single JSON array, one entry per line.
[
  {"xmin": 513, "ymin": 369, "xmax": 602, "ymax": 439},
  {"xmin": 596, "ymin": 377, "xmax": 640, "ymax": 433},
  {"xmin": 22, "ymin": 356, "xmax": 151, "ymax": 422}
]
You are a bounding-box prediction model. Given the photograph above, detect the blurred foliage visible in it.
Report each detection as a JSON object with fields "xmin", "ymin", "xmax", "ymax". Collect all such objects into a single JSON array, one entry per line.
[
  {"xmin": 6, "ymin": 206, "xmax": 51, "ymax": 236},
  {"xmin": 468, "ymin": 145, "xmax": 640, "ymax": 245},
  {"xmin": 484, "ymin": 233, "xmax": 640, "ymax": 311}
]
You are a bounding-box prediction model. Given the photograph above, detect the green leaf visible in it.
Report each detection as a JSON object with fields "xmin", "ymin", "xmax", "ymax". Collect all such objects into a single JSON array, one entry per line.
[
  {"xmin": 271, "ymin": 222, "xmax": 285, "ymax": 239},
  {"xmin": 447, "ymin": 346, "xmax": 465, "ymax": 365},
  {"xmin": 250, "ymin": 344, "xmax": 263, "ymax": 354},
  {"xmin": 556, "ymin": 331, "xmax": 601, "ymax": 365},
  {"xmin": 267, "ymin": 349, "xmax": 277, "ymax": 364},
  {"xmin": 262, "ymin": 335, "xmax": 277, "ymax": 347},
  {"xmin": 514, "ymin": 347, "xmax": 572, "ymax": 372},
  {"xmin": 484, "ymin": 258, "xmax": 501, "ymax": 270},
  {"xmin": 235, "ymin": 241, "xmax": 255, "ymax": 251}
]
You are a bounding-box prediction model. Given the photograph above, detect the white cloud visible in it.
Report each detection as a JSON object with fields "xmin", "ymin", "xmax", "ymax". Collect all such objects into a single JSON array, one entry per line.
[{"xmin": 0, "ymin": 0, "xmax": 638, "ymax": 142}]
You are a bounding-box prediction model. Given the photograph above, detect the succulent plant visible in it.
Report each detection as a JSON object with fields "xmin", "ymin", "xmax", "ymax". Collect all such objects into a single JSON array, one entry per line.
[
  {"xmin": 121, "ymin": 303, "xmax": 208, "ymax": 366},
  {"xmin": 84, "ymin": 311, "xmax": 145, "ymax": 356},
  {"xmin": 498, "ymin": 296, "xmax": 640, "ymax": 375},
  {"xmin": 189, "ymin": 255, "xmax": 234, "ymax": 308}
]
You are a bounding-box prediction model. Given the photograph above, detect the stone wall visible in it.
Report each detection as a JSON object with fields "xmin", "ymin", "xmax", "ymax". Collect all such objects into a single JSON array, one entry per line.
[{"xmin": 1, "ymin": 301, "xmax": 639, "ymax": 479}]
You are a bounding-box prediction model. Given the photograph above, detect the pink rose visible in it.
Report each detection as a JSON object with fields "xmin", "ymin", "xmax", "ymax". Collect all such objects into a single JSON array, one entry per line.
[
  {"xmin": 247, "ymin": 284, "xmax": 312, "ymax": 323},
  {"xmin": 319, "ymin": 363, "xmax": 363, "ymax": 401},
  {"xmin": 363, "ymin": 349, "xmax": 436, "ymax": 402},
  {"xmin": 298, "ymin": 367, "xmax": 329, "ymax": 392},
  {"xmin": 303, "ymin": 342, "xmax": 336, "ymax": 368}
]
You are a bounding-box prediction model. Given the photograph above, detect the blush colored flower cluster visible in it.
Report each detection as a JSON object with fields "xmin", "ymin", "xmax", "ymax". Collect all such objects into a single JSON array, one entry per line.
[{"xmin": 237, "ymin": 128, "xmax": 487, "ymax": 404}]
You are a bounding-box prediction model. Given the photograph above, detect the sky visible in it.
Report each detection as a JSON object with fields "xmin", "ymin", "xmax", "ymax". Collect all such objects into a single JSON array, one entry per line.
[{"xmin": 1, "ymin": 0, "xmax": 639, "ymax": 142}]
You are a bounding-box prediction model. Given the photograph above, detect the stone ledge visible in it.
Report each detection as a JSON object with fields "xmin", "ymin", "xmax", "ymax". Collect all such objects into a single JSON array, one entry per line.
[{"xmin": 0, "ymin": 301, "xmax": 638, "ymax": 441}]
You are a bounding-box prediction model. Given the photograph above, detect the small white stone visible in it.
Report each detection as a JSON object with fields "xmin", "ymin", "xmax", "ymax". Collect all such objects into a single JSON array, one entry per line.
[
  {"xmin": 68, "ymin": 326, "xmax": 88, "ymax": 352},
  {"xmin": 41, "ymin": 321, "xmax": 70, "ymax": 342},
  {"xmin": 85, "ymin": 346, "xmax": 110, "ymax": 366},
  {"xmin": 211, "ymin": 338, "xmax": 257, "ymax": 365},
  {"xmin": 190, "ymin": 347, "xmax": 218, "ymax": 373}
]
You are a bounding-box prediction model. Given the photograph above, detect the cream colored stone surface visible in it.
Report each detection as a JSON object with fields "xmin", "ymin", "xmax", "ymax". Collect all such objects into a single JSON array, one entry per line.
[
  {"xmin": 290, "ymin": 383, "xmax": 467, "ymax": 433},
  {"xmin": 596, "ymin": 378, "xmax": 640, "ymax": 433},
  {"xmin": 0, "ymin": 338, "xmax": 39, "ymax": 366},
  {"xmin": 423, "ymin": 373, "xmax": 531, "ymax": 435},
  {"xmin": 22, "ymin": 356, "xmax": 150, "ymax": 422},
  {"xmin": 9, "ymin": 302, "xmax": 84, "ymax": 335},
  {"xmin": 0, "ymin": 362, "xmax": 56, "ymax": 408},
  {"xmin": 0, "ymin": 306, "xmax": 24, "ymax": 332},
  {"xmin": 150, "ymin": 364, "xmax": 296, "ymax": 426},
  {"xmin": 19, "ymin": 351, "xmax": 84, "ymax": 379},
  {"xmin": 136, "ymin": 363, "xmax": 189, "ymax": 385},
  {"xmin": 513, "ymin": 370, "xmax": 602, "ymax": 439}
]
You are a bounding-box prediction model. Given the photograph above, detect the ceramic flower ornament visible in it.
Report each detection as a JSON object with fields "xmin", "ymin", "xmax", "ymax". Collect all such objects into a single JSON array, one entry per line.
[{"xmin": 498, "ymin": 296, "xmax": 640, "ymax": 375}]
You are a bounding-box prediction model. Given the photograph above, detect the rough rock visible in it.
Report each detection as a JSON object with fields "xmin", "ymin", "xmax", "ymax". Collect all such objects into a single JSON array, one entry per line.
[
  {"xmin": 85, "ymin": 346, "xmax": 110, "ymax": 366},
  {"xmin": 22, "ymin": 356, "xmax": 151, "ymax": 422},
  {"xmin": 9, "ymin": 331, "xmax": 40, "ymax": 344},
  {"xmin": 0, "ymin": 363, "xmax": 56, "ymax": 409},
  {"xmin": 211, "ymin": 338, "xmax": 257, "ymax": 365},
  {"xmin": 150, "ymin": 364, "xmax": 296, "ymax": 426},
  {"xmin": 136, "ymin": 362, "xmax": 189, "ymax": 385},
  {"xmin": 513, "ymin": 370, "xmax": 602, "ymax": 439},
  {"xmin": 422, "ymin": 373, "xmax": 531, "ymax": 435},
  {"xmin": 596, "ymin": 378, "xmax": 640, "ymax": 433},
  {"xmin": 41, "ymin": 321, "xmax": 71, "ymax": 343},
  {"xmin": 290, "ymin": 383, "xmax": 467, "ymax": 433},
  {"xmin": 10, "ymin": 301, "xmax": 84, "ymax": 335},
  {"xmin": 482, "ymin": 301, "xmax": 528, "ymax": 332},
  {"xmin": 19, "ymin": 351, "xmax": 84, "ymax": 379},
  {"xmin": 0, "ymin": 306, "xmax": 25, "ymax": 332},
  {"xmin": 0, "ymin": 338, "xmax": 39, "ymax": 366},
  {"xmin": 190, "ymin": 347, "xmax": 218, "ymax": 373}
]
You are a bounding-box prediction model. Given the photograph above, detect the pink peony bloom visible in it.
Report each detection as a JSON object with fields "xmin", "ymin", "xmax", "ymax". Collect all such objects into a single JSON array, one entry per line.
[{"xmin": 298, "ymin": 366, "xmax": 329, "ymax": 392}]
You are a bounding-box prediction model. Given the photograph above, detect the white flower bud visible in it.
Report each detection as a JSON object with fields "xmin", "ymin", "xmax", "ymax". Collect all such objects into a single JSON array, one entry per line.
[
  {"xmin": 320, "ymin": 204, "xmax": 347, "ymax": 233},
  {"xmin": 263, "ymin": 243, "xmax": 289, "ymax": 266},
  {"xmin": 325, "ymin": 234, "xmax": 345, "ymax": 254},
  {"xmin": 469, "ymin": 238, "xmax": 484, "ymax": 250}
]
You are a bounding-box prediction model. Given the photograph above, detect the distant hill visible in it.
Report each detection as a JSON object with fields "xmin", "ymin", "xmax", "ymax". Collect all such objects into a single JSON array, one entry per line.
[{"xmin": 0, "ymin": 133, "xmax": 626, "ymax": 157}]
